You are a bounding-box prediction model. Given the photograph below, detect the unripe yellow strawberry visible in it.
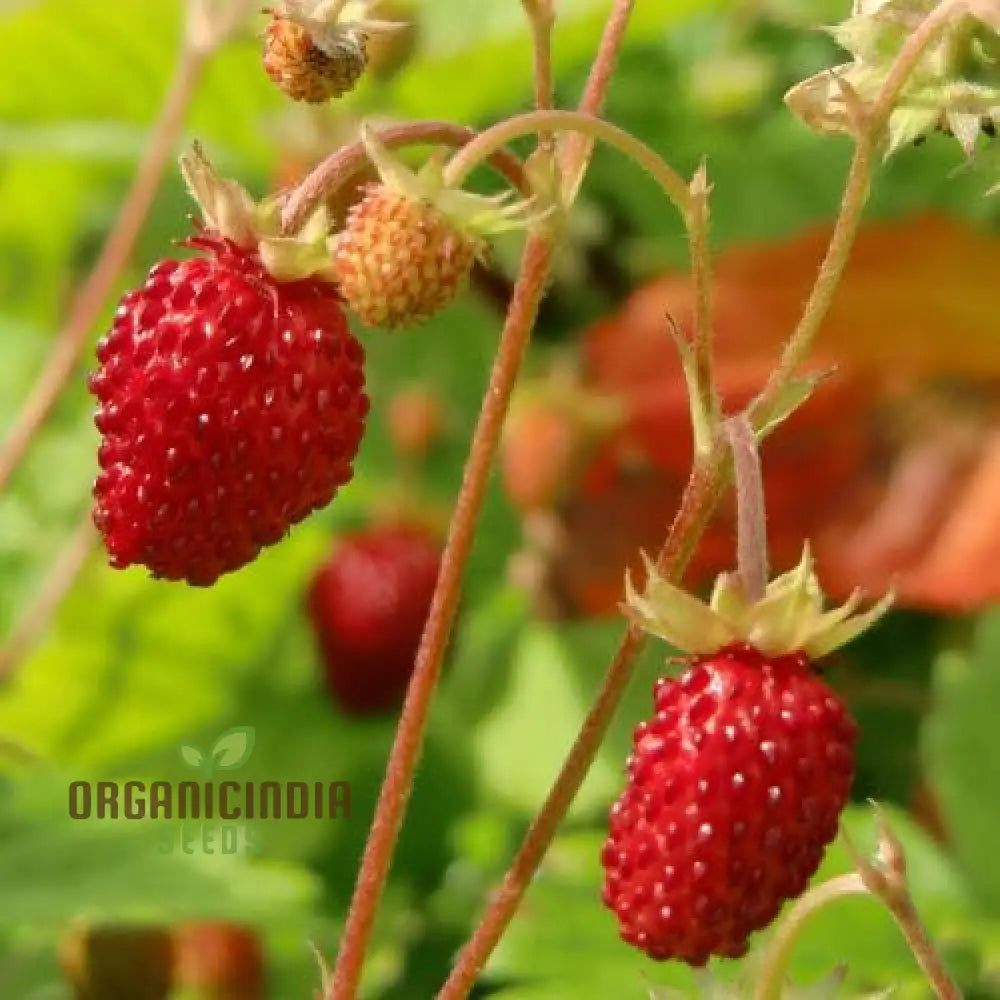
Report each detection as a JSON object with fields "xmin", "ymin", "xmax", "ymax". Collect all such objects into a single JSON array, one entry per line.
[
  {"xmin": 335, "ymin": 185, "xmax": 477, "ymax": 329},
  {"xmin": 330, "ymin": 124, "xmax": 544, "ymax": 330}
]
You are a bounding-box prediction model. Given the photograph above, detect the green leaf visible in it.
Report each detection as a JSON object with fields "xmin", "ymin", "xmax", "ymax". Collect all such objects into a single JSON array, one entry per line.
[
  {"xmin": 486, "ymin": 807, "xmax": 999, "ymax": 1000},
  {"xmin": 834, "ymin": 611, "xmax": 938, "ymax": 806},
  {"xmin": 210, "ymin": 725, "xmax": 256, "ymax": 770},
  {"xmin": 925, "ymin": 611, "xmax": 1000, "ymax": 916},
  {"xmin": 473, "ymin": 621, "xmax": 621, "ymax": 819},
  {"xmin": 754, "ymin": 370, "xmax": 834, "ymax": 440}
]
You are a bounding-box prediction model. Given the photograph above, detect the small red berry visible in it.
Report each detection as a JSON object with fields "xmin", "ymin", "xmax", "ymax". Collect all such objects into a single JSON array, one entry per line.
[
  {"xmin": 601, "ymin": 642, "xmax": 856, "ymax": 965},
  {"xmin": 307, "ymin": 525, "xmax": 441, "ymax": 713},
  {"xmin": 173, "ymin": 922, "xmax": 265, "ymax": 1000},
  {"xmin": 334, "ymin": 184, "xmax": 477, "ymax": 329},
  {"xmin": 90, "ymin": 232, "xmax": 368, "ymax": 586}
]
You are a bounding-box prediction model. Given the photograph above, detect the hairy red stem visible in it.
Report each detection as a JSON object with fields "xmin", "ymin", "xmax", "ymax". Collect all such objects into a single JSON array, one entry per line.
[{"xmin": 326, "ymin": 233, "xmax": 555, "ymax": 1000}]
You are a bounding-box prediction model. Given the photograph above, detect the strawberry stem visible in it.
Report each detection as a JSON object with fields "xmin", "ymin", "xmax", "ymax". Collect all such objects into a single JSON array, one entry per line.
[
  {"xmin": 845, "ymin": 812, "xmax": 963, "ymax": 1000},
  {"xmin": 326, "ymin": 232, "xmax": 556, "ymax": 1000},
  {"xmin": 435, "ymin": 449, "xmax": 732, "ymax": 1000},
  {"xmin": 280, "ymin": 121, "xmax": 530, "ymax": 235},
  {"xmin": 558, "ymin": 0, "xmax": 635, "ymax": 203},
  {"xmin": 436, "ymin": 2, "xmax": 967, "ymax": 992},
  {"xmin": 328, "ymin": 8, "xmax": 640, "ymax": 999},
  {"xmin": 520, "ymin": 0, "xmax": 556, "ymax": 120},
  {"xmin": 748, "ymin": 0, "xmax": 968, "ymax": 431},
  {"xmin": 442, "ymin": 108, "xmax": 692, "ymax": 214},
  {"xmin": 0, "ymin": 515, "xmax": 96, "ymax": 680},
  {"xmin": 687, "ymin": 161, "xmax": 721, "ymax": 449},
  {"xmin": 726, "ymin": 415, "xmax": 769, "ymax": 605},
  {"xmin": 753, "ymin": 872, "xmax": 870, "ymax": 1000},
  {"xmin": 0, "ymin": 37, "xmax": 211, "ymax": 499}
]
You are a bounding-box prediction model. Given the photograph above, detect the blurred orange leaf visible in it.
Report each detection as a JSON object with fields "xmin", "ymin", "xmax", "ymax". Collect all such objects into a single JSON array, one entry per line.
[{"xmin": 518, "ymin": 215, "xmax": 1000, "ymax": 616}]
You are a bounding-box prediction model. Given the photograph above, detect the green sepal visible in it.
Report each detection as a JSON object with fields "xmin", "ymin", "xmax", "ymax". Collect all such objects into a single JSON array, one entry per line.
[{"xmin": 626, "ymin": 545, "xmax": 894, "ymax": 659}]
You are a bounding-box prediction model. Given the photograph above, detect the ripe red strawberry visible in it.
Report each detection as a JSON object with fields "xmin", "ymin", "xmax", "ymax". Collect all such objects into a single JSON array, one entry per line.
[
  {"xmin": 307, "ymin": 525, "xmax": 441, "ymax": 713},
  {"xmin": 601, "ymin": 642, "xmax": 856, "ymax": 965},
  {"xmin": 90, "ymin": 232, "xmax": 368, "ymax": 586},
  {"xmin": 601, "ymin": 547, "xmax": 892, "ymax": 965}
]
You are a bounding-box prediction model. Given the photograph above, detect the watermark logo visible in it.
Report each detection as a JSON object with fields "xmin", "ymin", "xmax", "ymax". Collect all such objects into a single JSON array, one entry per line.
[
  {"xmin": 67, "ymin": 726, "xmax": 351, "ymax": 856},
  {"xmin": 179, "ymin": 725, "xmax": 256, "ymax": 778}
]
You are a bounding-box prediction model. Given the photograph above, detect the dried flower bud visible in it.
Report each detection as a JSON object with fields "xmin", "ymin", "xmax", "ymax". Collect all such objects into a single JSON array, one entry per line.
[{"xmin": 262, "ymin": 0, "xmax": 407, "ymax": 103}]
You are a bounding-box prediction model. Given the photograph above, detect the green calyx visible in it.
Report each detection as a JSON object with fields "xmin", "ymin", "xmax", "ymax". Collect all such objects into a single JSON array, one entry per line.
[
  {"xmin": 355, "ymin": 123, "xmax": 547, "ymax": 252},
  {"xmin": 625, "ymin": 545, "xmax": 894, "ymax": 660},
  {"xmin": 179, "ymin": 143, "xmax": 336, "ymax": 283},
  {"xmin": 785, "ymin": 0, "xmax": 1000, "ymax": 156}
]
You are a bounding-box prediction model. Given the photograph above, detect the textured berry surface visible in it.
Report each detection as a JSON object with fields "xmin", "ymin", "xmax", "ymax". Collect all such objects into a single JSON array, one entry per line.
[
  {"xmin": 601, "ymin": 642, "xmax": 856, "ymax": 965},
  {"xmin": 263, "ymin": 15, "xmax": 367, "ymax": 103},
  {"xmin": 334, "ymin": 185, "xmax": 477, "ymax": 329},
  {"xmin": 307, "ymin": 525, "xmax": 441, "ymax": 713},
  {"xmin": 90, "ymin": 233, "xmax": 368, "ymax": 586}
]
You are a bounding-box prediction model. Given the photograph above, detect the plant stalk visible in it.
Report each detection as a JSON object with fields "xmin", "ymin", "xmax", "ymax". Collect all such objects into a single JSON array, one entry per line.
[
  {"xmin": 754, "ymin": 874, "xmax": 869, "ymax": 1000},
  {"xmin": 726, "ymin": 415, "xmax": 768, "ymax": 604},
  {"xmin": 0, "ymin": 47, "xmax": 207, "ymax": 495},
  {"xmin": 280, "ymin": 122, "xmax": 529, "ymax": 235},
  {"xmin": 443, "ymin": 109, "xmax": 691, "ymax": 212},
  {"xmin": 750, "ymin": 0, "xmax": 969, "ymax": 426},
  {"xmin": 0, "ymin": 517, "xmax": 96, "ymax": 680},
  {"xmin": 325, "ymin": 231, "xmax": 556, "ymax": 1000},
  {"xmin": 435, "ymin": 449, "xmax": 730, "ymax": 1000}
]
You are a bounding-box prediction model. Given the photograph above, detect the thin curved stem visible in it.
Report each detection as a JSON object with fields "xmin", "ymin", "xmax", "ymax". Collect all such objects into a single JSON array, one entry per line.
[
  {"xmin": 0, "ymin": 517, "xmax": 96, "ymax": 680},
  {"xmin": 750, "ymin": 0, "xmax": 968, "ymax": 426},
  {"xmin": 848, "ymin": 814, "xmax": 963, "ymax": 1000},
  {"xmin": 436, "ymin": 450, "xmax": 731, "ymax": 1000},
  {"xmin": 748, "ymin": 138, "xmax": 873, "ymax": 427},
  {"xmin": 726, "ymin": 415, "xmax": 768, "ymax": 604},
  {"xmin": 324, "ymin": 4, "xmax": 640, "ymax": 991},
  {"xmin": 879, "ymin": 889, "xmax": 964, "ymax": 1000},
  {"xmin": 754, "ymin": 874, "xmax": 869, "ymax": 1000},
  {"xmin": 560, "ymin": 0, "xmax": 635, "ymax": 200},
  {"xmin": 442, "ymin": 109, "xmax": 691, "ymax": 213},
  {"xmin": 0, "ymin": 48, "xmax": 207, "ymax": 495},
  {"xmin": 521, "ymin": 0, "xmax": 556, "ymax": 115},
  {"xmin": 280, "ymin": 122, "xmax": 529, "ymax": 235},
  {"xmin": 687, "ymin": 162, "xmax": 719, "ymax": 437},
  {"xmin": 326, "ymin": 233, "xmax": 555, "ymax": 1000}
]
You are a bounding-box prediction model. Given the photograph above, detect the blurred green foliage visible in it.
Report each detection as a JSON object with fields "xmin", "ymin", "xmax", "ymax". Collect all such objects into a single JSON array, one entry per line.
[{"xmin": 1, "ymin": 0, "xmax": 1000, "ymax": 997}]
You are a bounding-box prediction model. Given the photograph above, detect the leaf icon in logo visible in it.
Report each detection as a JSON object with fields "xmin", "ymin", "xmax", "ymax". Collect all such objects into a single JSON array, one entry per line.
[
  {"xmin": 211, "ymin": 726, "xmax": 256, "ymax": 771},
  {"xmin": 180, "ymin": 745, "xmax": 205, "ymax": 769}
]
